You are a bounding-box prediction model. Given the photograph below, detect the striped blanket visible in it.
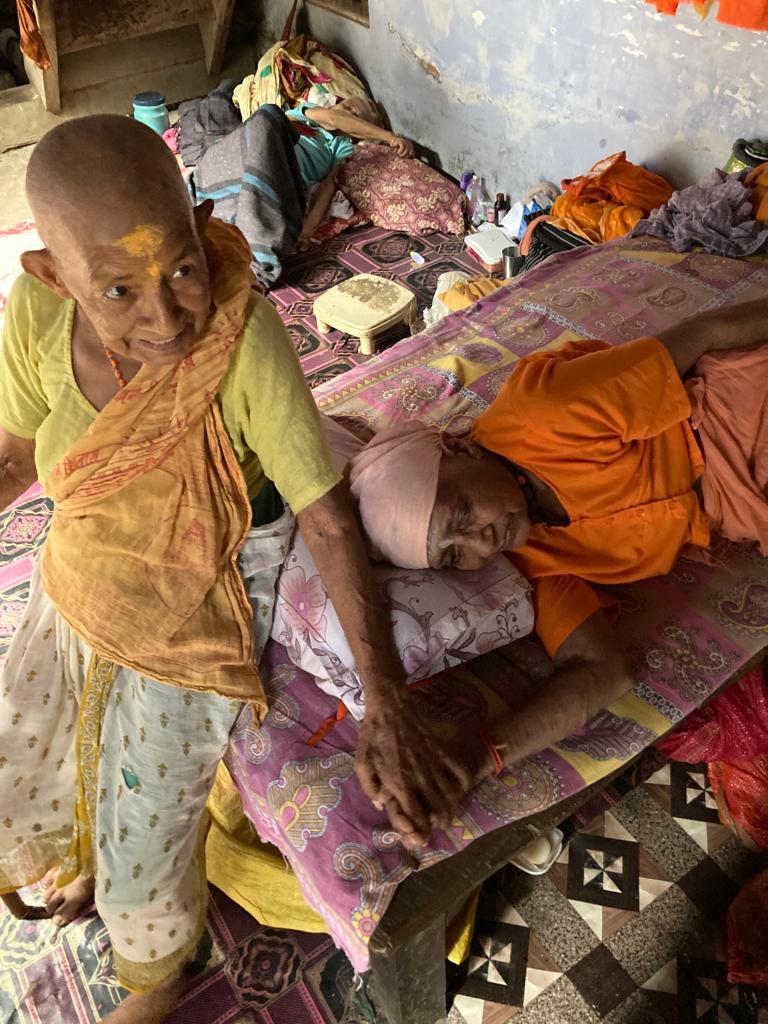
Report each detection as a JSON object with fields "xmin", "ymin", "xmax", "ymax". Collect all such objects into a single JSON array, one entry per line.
[{"xmin": 190, "ymin": 104, "xmax": 306, "ymax": 288}]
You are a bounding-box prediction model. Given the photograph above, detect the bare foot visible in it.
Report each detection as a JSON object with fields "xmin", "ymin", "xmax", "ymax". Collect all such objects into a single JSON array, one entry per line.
[
  {"xmin": 104, "ymin": 970, "xmax": 190, "ymax": 1023},
  {"xmin": 44, "ymin": 871, "xmax": 94, "ymax": 926}
]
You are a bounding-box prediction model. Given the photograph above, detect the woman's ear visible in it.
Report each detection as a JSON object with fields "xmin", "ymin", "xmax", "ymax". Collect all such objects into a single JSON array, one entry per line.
[
  {"xmin": 193, "ymin": 199, "xmax": 214, "ymax": 238},
  {"xmin": 440, "ymin": 432, "xmax": 485, "ymax": 459},
  {"xmin": 20, "ymin": 249, "xmax": 73, "ymax": 300}
]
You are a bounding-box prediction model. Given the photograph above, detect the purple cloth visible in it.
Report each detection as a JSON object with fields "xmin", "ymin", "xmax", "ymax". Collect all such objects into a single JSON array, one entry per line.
[{"xmin": 630, "ymin": 169, "xmax": 768, "ymax": 258}]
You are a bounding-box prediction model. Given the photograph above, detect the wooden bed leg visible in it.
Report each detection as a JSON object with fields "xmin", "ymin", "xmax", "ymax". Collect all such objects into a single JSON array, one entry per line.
[{"xmin": 369, "ymin": 912, "xmax": 448, "ymax": 1024}]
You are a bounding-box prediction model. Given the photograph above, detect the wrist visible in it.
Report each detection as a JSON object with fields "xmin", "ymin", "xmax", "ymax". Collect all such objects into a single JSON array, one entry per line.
[
  {"xmin": 476, "ymin": 724, "xmax": 505, "ymax": 777},
  {"xmin": 364, "ymin": 683, "xmax": 407, "ymax": 717}
]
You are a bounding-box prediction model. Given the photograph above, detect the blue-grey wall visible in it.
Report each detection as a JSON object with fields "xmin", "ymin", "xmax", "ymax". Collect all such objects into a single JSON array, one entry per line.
[{"xmin": 265, "ymin": 0, "xmax": 768, "ymax": 197}]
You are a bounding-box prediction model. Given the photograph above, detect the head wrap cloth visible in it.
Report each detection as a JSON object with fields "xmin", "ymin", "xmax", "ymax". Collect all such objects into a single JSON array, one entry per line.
[{"xmin": 348, "ymin": 422, "xmax": 444, "ymax": 569}]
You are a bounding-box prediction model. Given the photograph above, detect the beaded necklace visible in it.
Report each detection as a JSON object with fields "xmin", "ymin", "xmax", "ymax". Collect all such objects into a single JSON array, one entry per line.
[{"xmin": 102, "ymin": 345, "xmax": 127, "ymax": 389}]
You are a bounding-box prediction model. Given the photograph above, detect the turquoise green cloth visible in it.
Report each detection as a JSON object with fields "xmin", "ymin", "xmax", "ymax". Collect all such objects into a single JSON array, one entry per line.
[{"xmin": 285, "ymin": 102, "xmax": 355, "ymax": 187}]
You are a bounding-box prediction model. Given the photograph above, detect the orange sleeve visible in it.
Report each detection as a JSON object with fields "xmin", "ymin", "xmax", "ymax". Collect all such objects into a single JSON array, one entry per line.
[
  {"xmin": 533, "ymin": 575, "xmax": 614, "ymax": 657},
  {"xmin": 476, "ymin": 337, "xmax": 691, "ymax": 450}
]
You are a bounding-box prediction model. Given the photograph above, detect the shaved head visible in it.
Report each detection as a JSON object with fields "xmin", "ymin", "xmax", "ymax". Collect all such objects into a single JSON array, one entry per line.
[
  {"xmin": 23, "ymin": 114, "xmax": 215, "ymax": 368},
  {"xmin": 26, "ymin": 114, "xmax": 193, "ymax": 254}
]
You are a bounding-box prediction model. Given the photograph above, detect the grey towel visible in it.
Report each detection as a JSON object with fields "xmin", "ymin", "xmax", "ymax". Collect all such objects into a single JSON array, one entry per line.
[
  {"xmin": 177, "ymin": 79, "xmax": 241, "ymax": 167},
  {"xmin": 190, "ymin": 105, "xmax": 306, "ymax": 289},
  {"xmin": 630, "ymin": 169, "xmax": 768, "ymax": 258}
]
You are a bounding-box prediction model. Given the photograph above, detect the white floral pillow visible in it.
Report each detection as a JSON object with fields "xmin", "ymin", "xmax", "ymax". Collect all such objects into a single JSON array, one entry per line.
[{"xmin": 271, "ymin": 418, "xmax": 534, "ymax": 719}]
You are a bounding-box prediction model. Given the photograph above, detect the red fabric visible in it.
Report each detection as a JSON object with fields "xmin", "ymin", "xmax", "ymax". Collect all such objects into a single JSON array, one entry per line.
[
  {"xmin": 657, "ymin": 667, "xmax": 768, "ymax": 763},
  {"xmin": 659, "ymin": 663, "xmax": 768, "ymax": 985},
  {"xmin": 727, "ymin": 868, "xmax": 768, "ymax": 985},
  {"xmin": 311, "ymin": 209, "xmax": 369, "ymax": 244},
  {"xmin": 709, "ymin": 755, "xmax": 768, "ymax": 848}
]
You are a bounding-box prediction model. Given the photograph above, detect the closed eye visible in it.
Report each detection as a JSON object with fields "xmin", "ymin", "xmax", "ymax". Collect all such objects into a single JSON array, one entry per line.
[{"xmin": 454, "ymin": 500, "xmax": 472, "ymax": 533}]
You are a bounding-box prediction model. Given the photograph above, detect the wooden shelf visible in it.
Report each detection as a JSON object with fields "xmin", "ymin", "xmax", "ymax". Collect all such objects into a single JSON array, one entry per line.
[
  {"xmin": 28, "ymin": 0, "xmax": 236, "ymax": 113},
  {"xmin": 56, "ymin": 0, "xmax": 204, "ymax": 56}
]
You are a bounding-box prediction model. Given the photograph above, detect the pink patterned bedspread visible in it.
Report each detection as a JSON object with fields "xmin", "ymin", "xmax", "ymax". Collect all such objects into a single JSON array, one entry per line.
[{"xmin": 1, "ymin": 238, "xmax": 767, "ymax": 974}]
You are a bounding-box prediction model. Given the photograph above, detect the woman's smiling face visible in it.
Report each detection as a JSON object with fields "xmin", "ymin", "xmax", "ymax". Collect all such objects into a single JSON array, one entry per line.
[
  {"xmin": 50, "ymin": 202, "xmax": 213, "ymax": 367},
  {"xmin": 22, "ymin": 115, "xmax": 216, "ymax": 369}
]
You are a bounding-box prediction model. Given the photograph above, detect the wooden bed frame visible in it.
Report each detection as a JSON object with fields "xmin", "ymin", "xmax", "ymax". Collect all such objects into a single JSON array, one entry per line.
[{"xmin": 367, "ymin": 650, "xmax": 768, "ymax": 1024}]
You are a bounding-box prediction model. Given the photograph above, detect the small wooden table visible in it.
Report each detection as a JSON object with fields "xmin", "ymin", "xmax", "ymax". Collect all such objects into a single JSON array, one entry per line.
[{"xmin": 314, "ymin": 274, "xmax": 417, "ymax": 356}]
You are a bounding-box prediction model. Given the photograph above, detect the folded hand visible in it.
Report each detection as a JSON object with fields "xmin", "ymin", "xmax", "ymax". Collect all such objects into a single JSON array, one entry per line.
[{"xmin": 355, "ymin": 696, "xmax": 482, "ymax": 848}]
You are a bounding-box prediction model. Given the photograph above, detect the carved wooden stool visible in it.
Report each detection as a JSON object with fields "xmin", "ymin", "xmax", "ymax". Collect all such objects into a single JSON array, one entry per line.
[{"xmin": 313, "ymin": 274, "xmax": 417, "ymax": 356}]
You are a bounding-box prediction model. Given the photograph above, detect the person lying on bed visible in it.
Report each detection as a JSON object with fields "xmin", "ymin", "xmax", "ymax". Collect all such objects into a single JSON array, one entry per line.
[
  {"xmin": 286, "ymin": 96, "xmax": 416, "ymax": 249},
  {"xmin": 349, "ymin": 307, "xmax": 768, "ymax": 847},
  {"xmin": 190, "ymin": 96, "xmax": 416, "ymax": 285},
  {"xmin": 0, "ymin": 114, "xmax": 459, "ymax": 1023}
]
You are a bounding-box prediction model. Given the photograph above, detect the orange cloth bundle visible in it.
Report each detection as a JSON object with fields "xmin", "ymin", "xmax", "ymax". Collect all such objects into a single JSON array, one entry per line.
[
  {"xmin": 16, "ymin": 0, "xmax": 51, "ymax": 70},
  {"xmin": 646, "ymin": 0, "xmax": 768, "ymax": 30},
  {"xmin": 709, "ymin": 756, "xmax": 768, "ymax": 849},
  {"xmin": 43, "ymin": 220, "xmax": 267, "ymax": 712},
  {"xmin": 549, "ymin": 192, "xmax": 646, "ymax": 243},
  {"xmin": 561, "ymin": 151, "xmax": 674, "ymax": 215},
  {"xmin": 549, "ymin": 152, "xmax": 674, "ymax": 243}
]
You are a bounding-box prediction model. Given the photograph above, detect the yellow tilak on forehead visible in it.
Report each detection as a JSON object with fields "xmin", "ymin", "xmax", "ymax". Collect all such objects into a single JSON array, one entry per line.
[{"xmin": 117, "ymin": 224, "xmax": 164, "ymax": 281}]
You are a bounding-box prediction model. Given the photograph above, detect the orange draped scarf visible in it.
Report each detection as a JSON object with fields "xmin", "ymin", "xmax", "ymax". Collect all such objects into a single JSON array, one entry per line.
[
  {"xmin": 43, "ymin": 219, "xmax": 267, "ymax": 715},
  {"xmin": 646, "ymin": 0, "xmax": 768, "ymax": 30}
]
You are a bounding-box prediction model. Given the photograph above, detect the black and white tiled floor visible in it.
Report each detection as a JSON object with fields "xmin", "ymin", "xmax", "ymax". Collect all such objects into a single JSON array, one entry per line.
[{"xmin": 446, "ymin": 756, "xmax": 767, "ymax": 1023}]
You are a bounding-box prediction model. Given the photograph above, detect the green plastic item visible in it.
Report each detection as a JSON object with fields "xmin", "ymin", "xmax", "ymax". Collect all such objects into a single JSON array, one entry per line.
[{"xmin": 723, "ymin": 137, "xmax": 768, "ymax": 173}]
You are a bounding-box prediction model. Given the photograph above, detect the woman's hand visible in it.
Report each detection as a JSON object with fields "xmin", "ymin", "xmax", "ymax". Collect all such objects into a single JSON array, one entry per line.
[
  {"xmin": 388, "ymin": 135, "xmax": 415, "ymax": 159},
  {"xmin": 356, "ymin": 694, "xmax": 479, "ymax": 848},
  {"xmin": 0, "ymin": 428, "xmax": 37, "ymax": 513}
]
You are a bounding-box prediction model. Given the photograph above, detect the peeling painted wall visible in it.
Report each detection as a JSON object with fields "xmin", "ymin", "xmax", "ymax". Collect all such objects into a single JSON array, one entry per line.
[{"xmin": 260, "ymin": 0, "xmax": 768, "ymax": 197}]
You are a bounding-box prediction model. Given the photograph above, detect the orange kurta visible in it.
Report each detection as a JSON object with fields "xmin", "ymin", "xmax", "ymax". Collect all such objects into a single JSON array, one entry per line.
[{"xmin": 472, "ymin": 337, "xmax": 710, "ymax": 656}]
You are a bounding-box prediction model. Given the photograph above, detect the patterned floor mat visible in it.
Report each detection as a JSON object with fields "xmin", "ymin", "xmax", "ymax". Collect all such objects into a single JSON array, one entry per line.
[
  {"xmin": 0, "ymin": 884, "xmax": 359, "ymax": 1023},
  {"xmin": 271, "ymin": 225, "xmax": 479, "ymax": 388}
]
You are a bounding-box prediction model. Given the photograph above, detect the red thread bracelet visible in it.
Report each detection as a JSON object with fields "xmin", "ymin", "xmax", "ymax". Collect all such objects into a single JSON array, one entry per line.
[{"xmin": 476, "ymin": 725, "xmax": 504, "ymax": 777}]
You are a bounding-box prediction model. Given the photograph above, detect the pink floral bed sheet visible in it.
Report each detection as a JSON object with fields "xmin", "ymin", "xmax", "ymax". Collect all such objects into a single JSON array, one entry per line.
[
  {"xmin": 2, "ymin": 238, "xmax": 767, "ymax": 974},
  {"xmin": 229, "ymin": 238, "xmax": 768, "ymax": 970}
]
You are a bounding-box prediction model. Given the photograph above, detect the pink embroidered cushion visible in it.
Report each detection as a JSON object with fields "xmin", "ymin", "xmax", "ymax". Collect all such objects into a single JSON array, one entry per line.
[
  {"xmin": 338, "ymin": 144, "xmax": 467, "ymax": 236},
  {"xmin": 271, "ymin": 417, "xmax": 534, "ymax": 718}
]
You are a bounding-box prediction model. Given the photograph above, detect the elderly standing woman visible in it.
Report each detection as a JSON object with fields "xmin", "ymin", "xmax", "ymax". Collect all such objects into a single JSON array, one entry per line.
[{"xmin": 0, "ymin": 115, "xmax": 460, "ymax": 1022}]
